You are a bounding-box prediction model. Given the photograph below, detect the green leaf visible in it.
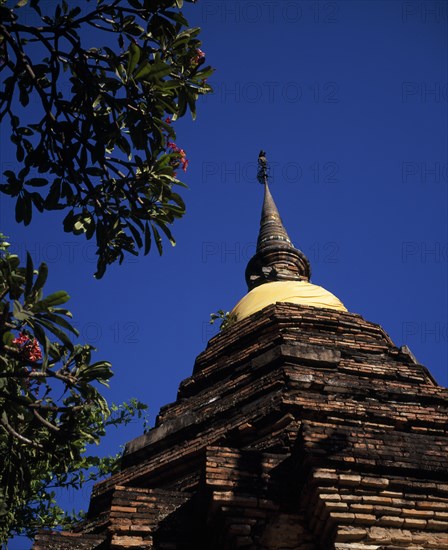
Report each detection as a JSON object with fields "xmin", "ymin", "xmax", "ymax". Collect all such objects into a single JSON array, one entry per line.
[
  {"xmin": 185, "ymin": 88, "xmax": 197, "ymax": 120},
  {"xmin": 117, "ymin": 136, "xmax": 131, "ymax": 159},
  {"xmin": 176, "ymin": 89, "xmax": 187, "ymax": 119},
  {"xmin": 151, "ymin": 223, "xmax": 163, "ymax": 255},
  {"xmin": 2, "ymin": 332, "xmax": 14, "ymax": 346},
  {"xmin": 134, "ymin": 60, "xmax": 172, "ymax": 82},
  {"xmin": 22, "ymin": 192, "xmax": 32, "ymax": 225},
  {"xmin": 27, "ymin": 178, "xmax": 48, "ymax": 187},
  {"xmin": 34, "ymin": 291, "xmax": 70, "ymax": 311},
  {"xmin": 15, "ymin": 195, "xmax": 24, "ymax": 223},
  {"xmin": 32, "ymin": 322, "xmax": 50, "ymax": 361},
  {"xmin": 144, "ymin": 222, "xmax": 151, "ymax": 255},
  {"xmin": 127, "ymin": 42, "xmax": 141, "ymax": 76},
  {"xmin": 162, "ymin": 79, "xmax": 181, "ymax": 90},
  {"xmin": 155, "ymin": 220, "xmax": 176, "ymax": 247},
  {"xmin": 13, "ymin": 309, "xmax": 30, "ymax": 321},
  {"xmin": 32, "ymin": 318, "xmax": 74, "ymax": 350},
  {"xmin": 127, "ymin": 222, "xmax": 143, "ymax": 248},
  {"xmin": 32, "ymin": 262, "xmax": 49, "ymax": 295},
  {"xmin": 42, "ymin": 311, "xmax": 79, "ymax": 337},
  {"xmin": 171, "ymin": 192, "xmax": 186, "ymax": 211},
  {"xmin": 19, "ymin": 86, "xmax": 30, "ymax": 107},
  {"xmin": 25, "ymin": 252, "xmax": 34, "ymax": 299},
  {"xmin": 133, "ymin": 60, "xmax": 151, "ymax": 81},
  {"xmin": 77, "ymin": 361, "xmax": 112, "ymax": 383},
  {"xmin": 63, "ymin": 210, "xmax": 75, "ymax": 233},
  {"xmin": 45, "ymin": 180, "xmax": 62, "ymax": 208}
]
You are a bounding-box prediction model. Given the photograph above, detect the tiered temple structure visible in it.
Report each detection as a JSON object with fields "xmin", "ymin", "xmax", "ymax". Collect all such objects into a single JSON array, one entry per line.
[{"xmin": 34, "ymin": 157, "xmax": 448, "ymax": 549}]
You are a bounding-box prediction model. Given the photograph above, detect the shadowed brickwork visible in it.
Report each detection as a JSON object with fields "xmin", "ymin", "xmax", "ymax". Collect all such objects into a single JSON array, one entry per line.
[{"xmin": 34, "ymin": 303, "xmax": 448, "ymax": 549}]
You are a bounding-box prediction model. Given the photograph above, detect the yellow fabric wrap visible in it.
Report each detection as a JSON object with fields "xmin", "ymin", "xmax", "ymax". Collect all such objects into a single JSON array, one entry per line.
[{"xmin": 231, "ymin": 280, "xmax": 347, "ymax": 321}]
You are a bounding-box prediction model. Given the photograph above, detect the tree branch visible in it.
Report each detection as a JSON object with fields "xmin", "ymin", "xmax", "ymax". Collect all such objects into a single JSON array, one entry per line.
[
  {"xmin": 32, "ymin": 409, "xmax": 60, "ymax": 432},
  {"xmin": 0, "ymin": 416, "xmax": 43, "ymax": 448}
]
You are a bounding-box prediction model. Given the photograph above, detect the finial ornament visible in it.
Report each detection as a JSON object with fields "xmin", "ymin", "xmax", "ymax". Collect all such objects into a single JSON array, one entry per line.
[
  {"xmin": 245, "ymin": 151, "xmax": 311, "ymax": 291},
  {"xmin": 257, "ymin": 150, "xmax": 269, "ymax": 185}
]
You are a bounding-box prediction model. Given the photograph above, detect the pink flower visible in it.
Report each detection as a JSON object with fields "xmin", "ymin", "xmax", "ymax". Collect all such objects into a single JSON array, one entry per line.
[
  {"xmin": 165, "ymin": 117, "xmax": 172, "ymax": 124},
  {"xmin": 167, "ymin": 142, "xmax": 189, "ymax": 172},
  {"xmin": 28, "ymin": 340, "xmax": 43, "ymax": 362},
  {"xmin": 192, "ymin": 48, "xmax": 205, "ymax": 64},
  {"xmin": 12, "ymin": 332, "xmax": 29, "ymax": 346},
  {"xmin": 12, "ymin": 332, "xmax": 42, "ymax": 362}
]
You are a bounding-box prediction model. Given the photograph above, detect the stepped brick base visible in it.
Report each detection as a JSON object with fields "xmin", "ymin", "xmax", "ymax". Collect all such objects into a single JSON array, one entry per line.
[{"xmin": 34, "ymin": 303, "xmax": 448, "ymax": 549}]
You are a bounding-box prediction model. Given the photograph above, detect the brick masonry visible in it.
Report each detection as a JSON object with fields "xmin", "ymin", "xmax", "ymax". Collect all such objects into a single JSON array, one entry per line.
[{"xmin": 33, "ymin": 303, "xmax": 448, "ymax": 549}]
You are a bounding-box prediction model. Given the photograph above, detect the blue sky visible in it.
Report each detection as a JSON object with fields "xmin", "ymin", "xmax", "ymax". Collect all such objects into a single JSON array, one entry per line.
[{"xmin": 1, "ymin": 1, "xmax": 447, "ymax": 547}]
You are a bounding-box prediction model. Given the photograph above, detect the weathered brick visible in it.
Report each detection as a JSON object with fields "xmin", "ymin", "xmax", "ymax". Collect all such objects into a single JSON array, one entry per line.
[
  {"xmin": 331, "ymin": 512, "xmax": 356, "ymax": 521},
  {"xmin": 427, "ymin": 519, "xmax": 448, "ymax": 531},
  {"xmin": 31, "ymin": 303, "xmax": 448, "ymax": 549},
  {"xmin": 350, "ymin": 504, "xmax": 374, "ymax": 513},
  {"xmin": 339, "ymin": 474, "xmax": 362, "ymax": 486},
  {"xmin": 353, "ymin": 513, "xmax": 376, "ymax": 523},
  {"xmin": 228, "ymin": 524, "xmax": 251, "ymax": 536},
  {"xmin": 110, "ymin": 506, "xmax": 137, "ymax": 513},
  {"xmin": 335, "ymin": 527, "xmax": 367, "ymax": 542},
  {"xmin": 366, "ymin": 526, "xmax": 392, "ymax": 543},
  {"xmin": 403, "ymin": 517, "xmax": 427, "ymax": 529},
  {"xmin": 390, "ymin": 529, "xmax": 413, "ymax": 543},
  {"xmin": 403, "ymin": 508, "xmax": 435, "ymax": 518},
  {"xmin": 378, "ymin": 516, "xmax": 404, "ymax": 528}
]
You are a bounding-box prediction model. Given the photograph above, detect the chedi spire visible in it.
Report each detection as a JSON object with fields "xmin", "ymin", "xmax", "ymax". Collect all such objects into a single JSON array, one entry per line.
[{"xmin": 245, "ymin": 151, "xmax": 311, "ymax": 291}]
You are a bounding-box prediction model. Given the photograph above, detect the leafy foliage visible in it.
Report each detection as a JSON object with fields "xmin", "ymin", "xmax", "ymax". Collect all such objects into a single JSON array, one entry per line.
[
  {"xmin": 0, "ymin": 0, "xmax": 213, "ymax": 277},
  {"xmin": 209, "ymin": 309, "xmax": 237, "ymax": 331},
  {"xmin": 0, "ymin": 236, "xmax": 148, "ymax": 541},
  {"xmin": 0, "ymin": 0, "xmax": 211, "ymax": 540}
]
